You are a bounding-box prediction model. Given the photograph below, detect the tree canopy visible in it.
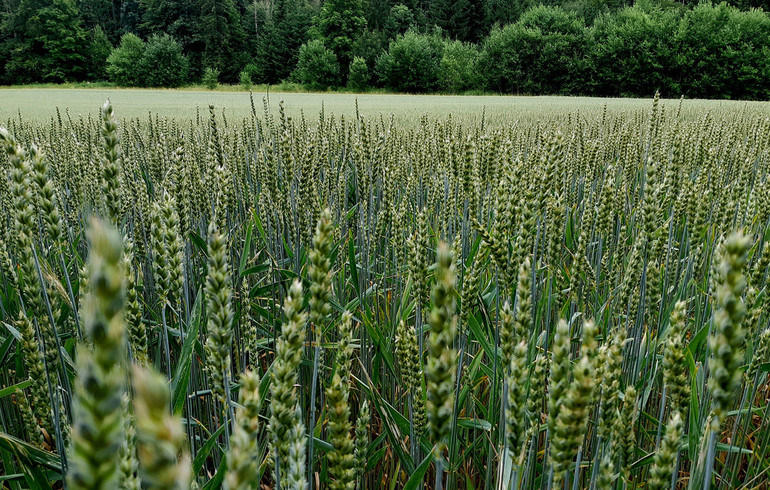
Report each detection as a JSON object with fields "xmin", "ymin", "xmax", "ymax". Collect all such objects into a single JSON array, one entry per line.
[{"xmin": 1, "ymin": 0, "xmax": 770, "ymax": 99}]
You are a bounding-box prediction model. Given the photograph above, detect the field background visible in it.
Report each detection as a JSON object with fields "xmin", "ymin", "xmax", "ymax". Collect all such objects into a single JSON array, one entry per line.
[{"xmin": 1, "ymin": 88, "xmax": 768, "ymax": 124}]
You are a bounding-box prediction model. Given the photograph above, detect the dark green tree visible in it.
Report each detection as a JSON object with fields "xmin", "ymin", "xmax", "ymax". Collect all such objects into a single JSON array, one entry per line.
[
  {"xmin": 106, "ymin": 31, "xmax": 145, "ymax": 85},
  {"xmin": 429, "ymin": 0, "xmax": 484, "ymax": 42},
  {"xmin": 675, "ymin": 2, "xmax": 770, "ymax": 99},
  {"xmin": 139, "ymin": 33, "xmax": 188, "ymax": 86},
  {"xmin": 439, "ymin": 39, "xmax": 479, "ymax": 92},
  {"xmin": 479, "ymin": 5, "xmax": 588, "ymax": 94},
  {"xmin": 483, "ymin": 0, "xmax": 524, "ymax": 29},
  {"xmin": 375, "ymin": 30, "xmax": 443, "ymax": 92},
  {"xmin": 293, "ymin": 39, "xmax": 340, "ymax": 89},
  {"xmin": 5, "ymin": 0, "xmax": 89, "ymax": 82},
  {"xmin": 252, "ymin": 0, "xmax": 313, "ymax": 83},
  {"xmin": 590, "ymin": 4, "xmax": 681, "ymax": 96},
  {"xmin": 728, "ymin": 0, "xmax": 770, "ymax": 9},
  {"xmin": 385, "ymin": 4, "xmax": 415, "ymax": 37},
  {"xmin": 139, "ymin": 0, "xmax": 200, "ymax": 75},
  {"xmin": 140, "ymin": 0, "xmax": 196, "ymax": 42},
  {"xmin": 316, "ymin": 0, "xmax": 367, "ymax": 75},
  {"xmin": 348, "ymin": 55, "xmax": 370, "ymax": 89},
  {"xmin": 198, "ymin": 0, "xmax": 248, "ymax": 82},
  {"xmin": 79, "ymin": 0, "xmax": 125, "ymax": 42},
  {"xmin": 87, "ymin": 25, "xmax": 112, "ymax": 80},
  {"xmin": 118, "ymin": 0, "xmax": 144, "ymax": 34},
  {"xmin": 366, "ymin": 0, "xmax": 393, "ymax": 30},
  {"xmin": 351, "ymin": 28, "xmax": 387, "ymax": 70}
]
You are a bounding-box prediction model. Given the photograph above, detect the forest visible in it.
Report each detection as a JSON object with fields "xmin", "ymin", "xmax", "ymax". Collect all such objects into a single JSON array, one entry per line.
[{"xmin": 2, "ymin": 0, "xmax": 770, "ymax": 99}]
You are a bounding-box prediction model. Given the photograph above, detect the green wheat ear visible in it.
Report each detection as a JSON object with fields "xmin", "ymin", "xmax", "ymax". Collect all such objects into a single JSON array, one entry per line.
[
  {"xmin": 123, "ymin": 238, "xmax": 147, "ymax": 366},
  {"xmin": 426, "ymin": 242, "xmax": 458, "ymax": 459},
  {"xmin": 67, "ymin": 218, "xmax": 126, "ymax": 490},
  {"xmin": 505, "ymin": 341, "xmax": 528, "ymax": 465},
  {"xmin": 354, "ymin": 399, "xmax": 371, "ymax": 482},
  {"xmin": 203, "ymin": 216, "xmax": 234, "ymax": 407},
  {"xmin": 747, "ymin": 327, "xmax": 770, "ymax": 380},
  {"xmin": 326, "ymin": 312, "xmax": 356, "ymax": 490},
  {"xmin": 225, "ymin": 369, "xmax": 262, "ymax": 490},
  {"xmin": 613, "ymin": 386, "xmax": 638, "ymax": 482},
  {"xmin": 549, "ymin": 321, "xmax": 597, "ymax": 488},
  {"xmin": 269, "ymin": 279, "xmax": 307, "ymax": 487},
  {"xmin": 649, "ymin": 411, "xmax": 683, "ymax": 490},
  {"xmin": 101, "ymin": 100, "xmax": 122, "ymax": 225},
  {"xmin": 132, "ymin": 366, "xmax": 190, "ymax": 490},
  {"xmin": 664, "ymin": 300, "xmax": 690, "ymax": 416},
  {"xmin": 118, "ymin": 395, "xmax": 141, "ymax": 490},
  {"xmin": 16, "ymin": 386, "xmax": 45, "ymax": 447},
  {"xmin": 709, "ymin": 231, "xmax": 750, "ymax": 427},
  {"xmin": 309, "ymin": 207, "xmax": 334, "ymax": 331}
]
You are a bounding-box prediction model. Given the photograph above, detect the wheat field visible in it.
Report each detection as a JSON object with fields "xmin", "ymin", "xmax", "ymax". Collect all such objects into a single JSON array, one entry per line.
[{"xmin": 0, "ymin": 93, "xmax": 769, "ymax": 489}]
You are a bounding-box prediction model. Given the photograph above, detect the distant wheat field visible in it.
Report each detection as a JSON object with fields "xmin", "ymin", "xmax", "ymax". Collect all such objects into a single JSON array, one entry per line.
[{"xmin": 1, "ymin": 87, "xmax": 768, "ymax": 124}]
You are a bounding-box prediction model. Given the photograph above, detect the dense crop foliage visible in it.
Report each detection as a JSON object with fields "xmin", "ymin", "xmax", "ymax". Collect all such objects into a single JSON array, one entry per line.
[{"xmin": 2, "ymin": 94, "xmax": 770, "ymax": 489}]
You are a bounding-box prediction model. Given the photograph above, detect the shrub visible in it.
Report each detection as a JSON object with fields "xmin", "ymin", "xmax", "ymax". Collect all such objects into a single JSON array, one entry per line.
[
  {"xmin": 293, "ymin": 40, "xmax": 340, "ymax": 90},
  {"xmin": 139, "ymin": 34, "xmax": 188, "ymax": 88},
  {"xmin": 88, "ymin": 26, "xmax": 112, "ymax": 81},
  {"xmin": 202, "ymin": 67, "xmax": 220, "ymax": 90},
  {"xmin": 347, "ymin": 57, "xmax": 369, "ymax": 91},
  {"xmin": 675, "ymin": 3, "xmax": 770, "ymax": 100},
  {"xmin": 385, "ymin": 4, "xmax": 415, "ymax": 37},
  {"xmin": 375, "ymin": 31, "xmax": 444, "ymax": 93},
  {"xmin": 439, "ymin": 40, "xmax": 479, "ymax": 93},
  {"xmin": 479, "ymin": 6, "xmax": 588, "ymax": 95},
  {"xmin": 351, "ymin": 30, "xmax": 387, "ymax": 81},
  {"xmin": 106, "ymin": 33, "xmax": 145, "ymax": 86},
  {"xmin": 589, "ymin": 4, "xmax": 681, "ymax": 97},
  {"xmin": 240, "ymin": 70, "xmax": 253, "ymax": 90}
]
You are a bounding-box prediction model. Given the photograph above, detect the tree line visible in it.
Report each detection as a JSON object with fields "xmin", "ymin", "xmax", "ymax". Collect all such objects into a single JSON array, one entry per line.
[{"xmin": 1, "ymin": 0, "xmax": 770, "ymax": 98}]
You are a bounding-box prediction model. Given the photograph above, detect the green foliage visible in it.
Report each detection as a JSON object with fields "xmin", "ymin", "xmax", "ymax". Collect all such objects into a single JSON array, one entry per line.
[
  {"xmin": 37, "ymin": 0, "xmax": 89, "ymax": 81},
  {"xmin": 483, "ymin": 0, "xmax": 526, "ymax": 28},
  {"xmin": 429, "ymin": 0, "xmax": 485, "ymax": 42},
  {"xmin": 242, "ymin": 63, "xmax": 260, "ymax": 84},
  {"xmin": 589, "ymin": 4, "xmax": 681, "ymax": 97},
  {"xmin": 88, "ymin": 26, "xmax": 112, "ymax": 81},
  {"xmin": 384, "ymin": 4, "xmax": 415, "ymax": 37},
  {"xmin": 202, "ymin": 67, "xmax": 219, "ymax": 89},
  {"xmin": 316, "ymin": 0, "xmax": 368, "ymax": 74},
  {"xmin": 239, "ymin": 70, "xmax": 252, "ymax": 90},
  {"xmin": 676, "ymin": 2, "xmax": 770, "ymax": 100},
  {"xmin": 364, "ymin": 0, "xmax": 391, "ymax": 31},
  {"xmin": 351, "ymin": 29, "xmax": 387, "ymax": 75},
  {"xmin": 2, "ymin": 0, "xmax": 770, "ymax": 98},
  {"xmin": 477, "ymin": 23, "xmax": 533, "ymax": 94},
  {"xmin": 252, "ymin": 0, "xmax": 314, "ymax": 84},
  {"xmin": 479, "ymin": 6, "xmax": 587, "ymax": 94},
  {"xmin": 106, "ymin": 32, "xmax": 187, "ymax": 88},
  {"xmin": 293, "ymin": 39, "xmax": 340, "ymax": 89},
  {"xmin": 376, "ymin": 30, "xmax": 444, "ymax": 92},
  {"xmin": 139, "ymin": 34, "xmax": 188, "ymax": 87},
  {"xmin": 198, "ymin": 0, "xmax": 247, "ymax": 82},
  {"xmin": 439, "ymin": 40, "xmax": 479, "ymax": 92},
  {"xmin": 106, "ymin": 33, "xmax": 145, "ymax": 86},
  {"xmin": 347, "ymin": 56, "xmax": 370, "ymax": 90},
  {"xmin": 293, "ymin": 39, "xmax": 340, "ymax": 90},
  {"xmin": 6, "ymin": 0, "xmax": 89, "ymax": 83}
]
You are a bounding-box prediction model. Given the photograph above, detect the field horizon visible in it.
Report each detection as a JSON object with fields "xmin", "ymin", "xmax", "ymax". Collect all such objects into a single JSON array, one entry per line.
[{"xmin": 1, "ymin": 87, "xmax": 768, "ymax": 124}]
